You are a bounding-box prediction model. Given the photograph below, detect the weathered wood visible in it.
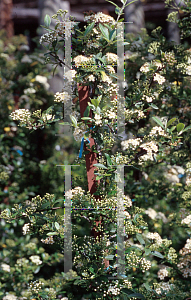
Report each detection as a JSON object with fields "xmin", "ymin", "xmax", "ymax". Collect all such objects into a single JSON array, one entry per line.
[
  {"xmin": 0, "ymin": 0, "xmax": 14, "ymax": 37},
  {"xmin": 78, "ymin": 84, "xmax": 100, "ymax": 196}
]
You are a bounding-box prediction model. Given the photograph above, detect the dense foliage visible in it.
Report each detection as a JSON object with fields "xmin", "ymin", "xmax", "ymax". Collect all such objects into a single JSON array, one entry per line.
[{"xmin": 1, "ymin": 0, "xmax": 191, "ymax": 299}]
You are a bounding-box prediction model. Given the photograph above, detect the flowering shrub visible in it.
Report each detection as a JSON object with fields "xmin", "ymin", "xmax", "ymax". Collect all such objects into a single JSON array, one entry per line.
[{"xmin": 1, "ymin": 0, "xmax": 191, "ymax": 299}]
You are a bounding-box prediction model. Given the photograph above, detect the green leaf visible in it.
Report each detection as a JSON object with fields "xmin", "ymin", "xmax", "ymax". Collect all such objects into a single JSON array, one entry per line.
[
  {"xmin": 44, "ymin": 14, "xmax": 51, "ymax": 27},
  {"xmin": 89, "ymin": 267, "xmax": 95, "ymax": 273},
  {"xmin": 70, "ymin": 115, "xmax": 77, "ymax": 127},
  {"xmin": 167, "ymin": 117, "xmax": 176, "ymax": 127},
  {"xmin": 145, "ymin": 248, "xmax": 151, "ymax": 256},
  {"xmin": 125, "ymin": 0, "xmax": 138, "ymax": 7},
  {"xmin": 84, "ymin": 106, "xmax": 90, "ymax": 117},
  {"xmin": 182, "ymin": 124, "xmax": 191, "ymax": 132},
  {"xmin": 84, "ymin": 22, "xmax": 95, "ymax": 36},
  {"xmin": 150, "ymin": 103, "xmax": 159, "ymax": 109},
  {"xmin": 115, "ymin": 7, "xmax": 121, "ymax": 15},
  {"xmin": 168, "ymin": 125, "xmax": 176, "ymax": 133},
  {"xmin": 176, "ymin": 123, "xmax": 185, "ymax": 132},
  {"xmin": 47, "ymin": 232, "xmax": 58, "ymax": 236},
  {"xmin": 93, "ymin": 163, "xmax": 108, "ymax": 170},
  {"xmin": 105, "ymin": 255, "xmax": 114, "ymax": 260},
  {"xmin": 105, "ymin": 0, "xmax": 119, "ymax": 7},
  {"xmin": 109, "ymin": 29, "xmax": 116, "ymax": 41},
  {"xmin": 152, "ymin": 116, "xmax": 164, "ymax": 129},
  {"xmin": 81, "ymin": 117, "xmax": 92, "ymax": 120},
  {"xmin": 91, "ymin": 99, "xmax": 99, "ymax": 108},
  {"xmin": 151, "ymin": 251, "xmax": 164, "ymax": 259},
  {"xmin": 105, "ymin": 153, "xmax": 112, "ymax": 166},
  {"xmin": 144, "ymin": 283, "xmax": 153, "ymax": 292},
  {"xmin": 55, "ymin": 222, "xmax": 60, "ymax": 230},
  {"xmin": 136, "ymin": 233, "xmax": 145, "ymax": 246},
  {"xmin": 99, "ymin": 23, "xmax": 109, "ymax": 40},
  {"xmin": 127, "ymin": 293, "xmax": 145, "ymax": 299},
  {"xmin": 96, "ymin": 175, "xmax": 104, "ymax": 180}
]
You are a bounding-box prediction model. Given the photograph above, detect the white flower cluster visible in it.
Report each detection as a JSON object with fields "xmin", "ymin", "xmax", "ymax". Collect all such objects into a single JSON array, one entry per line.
[
  {"xmin": 124, "ymin": 195, "xmax": 132, "ymax": 207},
  {"xmin": 155, "ymin": 282, "xmax": 175, "ymax": 295},
  {"xmin": 39, "ymin": 32, "xmax": 57, "ymax": 44},
  {"xmin": 65, "ymin": 187, "xmax": 85, "ymax": 199},
  {"xmin": 94, "ymin": 113, "xmax": 102, "ymax": 125},
  {"xmin": 73, "ymin": 123, "xmax": 87, "ymax": 141},
  {"xmin": 22, "ymin": 223, "xmax": 30, "ymax": 235},
  {"xmin": 54, "ymin": 91, "xmax": 70, "ymax": 103},
  {"xmin": 106, "ymin": 110, "xmax": 116, "ymax": 120},
  {"xmin": 16, "ymin": 258, "xmax": 29, "ymax": 266},
  {"xmin": 140, "ymin": 62, "xmax": 150, "ymax": 73},
  {"xmin": 1, "ymin": 263, "xmax": 10, "ymax": 272},
  {"xmin": 41, "ymin": 235, "xmax": 55, "ymax": 244},
  {"xmin": 84, "ymin": 12, "xmax": 115, "ymax": 23},
  {"xmin": 149, "ymin": 126, "xmax": 166, "ymax": 137},
  {"xmin": 28, "ymin": 280, "xmax": 44, "ymax": 293},
  {"xmin": 64, "ymin": 69, "xmax": 77, "ymax": 81},
  {"xmin": 73, "ymin": 55, "xmax": 92, "ymax": 67},
  {"xmin": 153, "ymin": 73, "xmax": 166, "ymax": 84},
  {"xmin": 10, "ymin": 109, "xmax": 31, "ymax": 123},
  {"xmin": 105, "ymin": 52, "xmax": 119, "ymax": 65},
  {"xmin": 107, "ymin": 280, "xmax": 120, "ymax": 296},
  {"xmin": 140, "ymin": 257, "xmax": 151, "ymax": 272},
  {"xmin": 145, "ymin": 208, "xmax": 168, "ymax": 223},
  {"xmin": 121, "ymin": 138, "xmax": 142, "ymax": 151},
  {"xmin": 29, "ymin": 255, "xmax": 42, "ymax": 265},
  {"xmin": 181, "ymin": 214, "xmax": 191, "ymax": 226},
  {"xmin": 157, "ymin": 267, "xmax": 169, "ymax": 280},
  {"xmin": 87, "ymin": 74, "xmax": 96, "ymax": 82},
  {"xmin": 146, "ymin": 232, "xmax": 163, "ymax": 246},
  {"xmin": 3, "ymin": 295, "xmax": 17, "ymax": 300},
  {"xmin": 35, "ymin": 75, "xmax": 50, "ymax": 90}
]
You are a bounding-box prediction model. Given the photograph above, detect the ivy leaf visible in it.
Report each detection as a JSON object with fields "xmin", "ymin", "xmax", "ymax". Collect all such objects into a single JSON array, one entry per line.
[
  {"xmin": 84, "ymin": 22, "xmax": 95, "ymax": 36},
  {"xmin": 152, "ymin": 116, "xmax": 165, "ymax": 129},
  {"xmin": 99, "ymin": 23, "xmax": 109, "ymax": 40},
  {"xmin": 44, "ymin": 14, "xmax": 51, "ymax": 27},
  {"xmin": 167, "ymin": 117, "xmax": 176, "ymax": 127},
  {"xmin": 93, "ymin": 163, "xmax": 108, "ymax": 170},
  {"xmin": 176, "ymin": 123, "xmax": 185, "ymax": 132}
]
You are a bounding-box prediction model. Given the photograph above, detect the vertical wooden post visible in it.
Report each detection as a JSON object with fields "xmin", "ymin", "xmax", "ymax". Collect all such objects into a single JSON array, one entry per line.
[
  {"xmin": 78, "ymin": 84, "xmax": 100, "ymax": 196},
  {"xmin": 78, "ymin": 84, "xmax": 109, "ymax": 268},
  {"xmin": 0, "ymin": 0, "xmax": 14, "ymax": 38}
]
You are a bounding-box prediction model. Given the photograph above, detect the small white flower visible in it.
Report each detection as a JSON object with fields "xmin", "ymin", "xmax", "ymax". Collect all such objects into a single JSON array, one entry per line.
[
  {"xmin": 1, "ymin": 263, "xmax": 10, "ymax": 272},
  {"xmin": 35, "ymin": 75, "xmax": 50, "ymax": 90},
  {"xmin": 140, "ymin": 62, "xmax": 150, "ymax": 73},
  {"xmin": 24, "ymin": 87, "xmax": 36, "ymax": 94},
  {"xmin": 29, "ymin": 255, "xmax": 42, "ymax": 265},
  {"xmin": 3, "ymin": 295, "xmax": 17, "ymax": 300},
  {"xmin": 153, "ymin": 73, "xmax": 166, "ymax": 84},
  {"xmin": 22, "ymin": 223, "xmax": 30, "ymax": 235},
  {"xmin": 107, "ymin": 111, "xmax": 116, "ymax": 119}
]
